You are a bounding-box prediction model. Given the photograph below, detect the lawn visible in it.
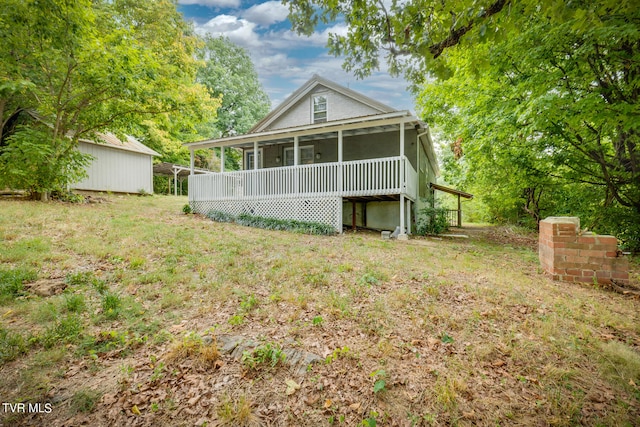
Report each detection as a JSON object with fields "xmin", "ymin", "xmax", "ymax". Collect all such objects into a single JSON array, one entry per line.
[{"xmin": 0, "ymin": 195, "xmax": 639, "ymax": 426}]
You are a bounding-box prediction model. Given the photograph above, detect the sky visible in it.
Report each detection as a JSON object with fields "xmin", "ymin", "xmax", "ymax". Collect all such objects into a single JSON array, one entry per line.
[{"xmin": 177, "ymin": 0, "xmax": 416, "ymax": 113}]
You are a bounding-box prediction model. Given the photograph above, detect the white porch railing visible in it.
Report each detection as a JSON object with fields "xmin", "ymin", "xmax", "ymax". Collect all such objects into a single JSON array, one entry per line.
[{"xmin": 189, "ymin": 156, "xmax": 417, "ymax": 203}]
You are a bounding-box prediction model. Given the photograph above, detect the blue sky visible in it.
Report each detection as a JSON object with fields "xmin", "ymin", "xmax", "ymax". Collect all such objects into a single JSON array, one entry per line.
[{"xmin": 177, "ymin": 0, "xmax": 415, "ymax": 112}]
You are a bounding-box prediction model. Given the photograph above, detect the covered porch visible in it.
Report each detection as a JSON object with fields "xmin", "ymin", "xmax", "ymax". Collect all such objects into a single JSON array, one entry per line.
[{"xmin": 185, "ymin": 111, "xmax": 429, "ymax": 234}]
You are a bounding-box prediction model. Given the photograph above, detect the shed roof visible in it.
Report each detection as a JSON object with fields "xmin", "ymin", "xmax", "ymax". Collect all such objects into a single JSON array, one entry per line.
[{"xmin": 80, "ymin": 133, "xmax": 160, "ymax": 157}]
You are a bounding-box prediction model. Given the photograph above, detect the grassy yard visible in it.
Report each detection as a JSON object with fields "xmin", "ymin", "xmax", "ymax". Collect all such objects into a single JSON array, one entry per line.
[{"xmin": 0, "ymin": 195, "xmax": 639, "ymax": 426}]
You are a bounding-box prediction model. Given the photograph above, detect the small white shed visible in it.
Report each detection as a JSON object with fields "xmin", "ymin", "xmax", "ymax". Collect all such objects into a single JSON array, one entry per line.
[{"xmin": 72, "ymin": 133, "xmax": 159, "ymax": 194}]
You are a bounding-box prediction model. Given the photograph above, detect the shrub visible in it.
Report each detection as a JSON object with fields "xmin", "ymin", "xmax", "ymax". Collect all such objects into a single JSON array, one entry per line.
[
  {"xmin": 416, "ymin": 198, "xmax": 450, "ymax": 235},
  {"xmin": 182, "ymin": 204, "xmax": 192, "ymax": 214},
  {"xmin": 207, "ymin": 210, "xmax": 236, "ymax": 223},
  {"xmin": 235, "ymin": 213, "xmax": 335, "ymax": 235}
]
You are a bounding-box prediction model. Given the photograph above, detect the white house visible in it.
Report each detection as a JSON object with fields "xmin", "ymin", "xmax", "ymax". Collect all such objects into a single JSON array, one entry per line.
[
  {"xmin": 72, "ymin": 133, "xmax": 159, "ymax": 194},
  {"xmin": 184, "ymin": 75, "xmax": 440, "ymax": 235}
]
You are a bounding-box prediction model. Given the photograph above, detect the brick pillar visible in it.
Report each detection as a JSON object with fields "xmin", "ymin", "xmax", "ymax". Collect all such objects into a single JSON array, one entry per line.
[{"xmin": 539, "ymin": 216, "xmax": 629, "ymax": 286}]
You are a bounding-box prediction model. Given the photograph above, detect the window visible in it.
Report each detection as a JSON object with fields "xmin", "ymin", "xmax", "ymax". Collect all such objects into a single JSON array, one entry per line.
[
  {"xmin": 245, "ymin": 148, "xmax": 262, "ymax": 169},
  {"xmin": 312, "ymin": 95, "xmax": 327, "ymax": 123},
  {"xmin": 284, "ymin": 146, "xmax": 314, "ymax": 166}
]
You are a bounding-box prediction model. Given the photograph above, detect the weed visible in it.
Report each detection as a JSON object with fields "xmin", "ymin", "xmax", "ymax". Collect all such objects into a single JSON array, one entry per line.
[
  {"xmin": 182, "ymin": 204, "xmax": 193, "ymax": 214},
  {"xmin": 70, "ymin": 389, "xmax": 101, "ymax": 414},
  {"xmin": 102, "ymin": 292, "xmax": 122, "ymax": 320},
  {"xmin": 129, "ymin": 257, "xmax": 145, "ymax": 270},
  {"xmin": 241, "ymin": 342, "xmax": 286, "ymax": 371},
  {"xmin": 0, "ymin": 267, "xmax": 36, "ymax": 302},
  {"xmin": 370, "ymin": 369, "xmax": 388, "ymax": 394},
  {"xmin": 325, "ymin": 346, "xmax": 356, "ymax": 364},
  {"xmin": 217, "ymin": 394, "xmax": 259, "ymax": 426},
  {"xmin": 312, "ymin": 316, "xmax": 324, "ymax": 326},
  {"xmin": 65, "ymin": 271, "xmax": 96, "ymax": 287},
  {"xmin": 0, "ymin": 327, "xmax": 29, "ymax": 364},
  {"xmin": 63, "ymin": 294, "xmax": 86, "ymax": 313},
  {"xmin": 150, "ymin": 361, "xmax": 166, "ymax": 382},
  {"xmin": 166, "ymin": 332, "xmax": 220, "ymax": 368},
  {"xmin": 41, "ymin": 315, "xmax": 83, "ymax": 349},
  {"xmin": 440, "ymin": 332, "xmax": 454, "ymax": 344}
]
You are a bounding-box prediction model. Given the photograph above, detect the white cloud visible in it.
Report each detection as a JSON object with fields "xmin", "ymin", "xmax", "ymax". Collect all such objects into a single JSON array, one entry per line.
[
  {"xmin": 197, "ymin": 15, "xmax": 261, "ymax": 47},
  {"xmin": 242, "ymin": 1, "xmax": 289, "ymax": 27},
  {"xmin": 179, "ymin": 0, "xmax": 241, "ymax": 7}
]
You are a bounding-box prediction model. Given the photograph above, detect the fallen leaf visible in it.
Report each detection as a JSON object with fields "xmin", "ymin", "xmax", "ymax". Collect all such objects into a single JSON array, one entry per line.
[
  {"xmin": 349, "ymin": 402, "xmax": 361, "ymax": 411},
  {"xmin": 323, "ymin": 399, "xmax": 332, "ymax": 409},
  {"xmin": 285, "ymin": 379, "xmax": 300, "ymax": 396},
  {"xmin": 492, "ymin": 360, "xmax": 506, "ymax": 367},
  {"xmin": 131, "ymin": 405, "xmax": 141, "ymax": 416}
]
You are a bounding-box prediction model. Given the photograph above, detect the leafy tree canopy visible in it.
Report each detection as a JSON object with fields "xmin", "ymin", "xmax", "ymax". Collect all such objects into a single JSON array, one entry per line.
[
  {"xmin": 0, "ymin": 0, "xmax": 220, "ymax": 197},
  {"xmin": 285, "ymin": 0, "xmax": 640, "ymax": 248}
]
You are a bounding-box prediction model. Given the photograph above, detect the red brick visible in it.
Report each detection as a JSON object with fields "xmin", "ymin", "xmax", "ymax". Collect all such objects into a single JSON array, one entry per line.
[
  {"xmin": 556, "ymin": 248, "xmax": 580, "ymax": 256},
  {"xmin": 580, "ymin": 249, "xmax": 605, "ymax": 258},
  {"xmin": 581, "ymin": 269, "xmax": 596, "ymax": 277},
  {"xmin": 611, "ymin": 271, "xmax": 630, "ymax": 280},
  {"xmin": 566, "ymin": 256, "xmax": 588, "ymax": 264},
  {"xmin": 595, "ymin": 270, "xmax": 611, "ymax": 278},
  {"xmin": 578, "ymin": 236, "xmax": 596, "ymax": 244},
  {"xmin": 596, "ymin": 236, "xmax": 618, "ymax": 246},
  {"xmin": 576, "ymin": 276, "xmax": 593, "ymax": 283},
  {"xmin": 605, "ymin": 251, "xmax": 619, "ymax": 258}
]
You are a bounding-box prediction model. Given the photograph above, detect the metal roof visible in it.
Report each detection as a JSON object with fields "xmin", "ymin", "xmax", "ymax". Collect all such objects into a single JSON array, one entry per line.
[{"xmin": 80, "ymin": 133, "xmax": 160, "ymax": 157}]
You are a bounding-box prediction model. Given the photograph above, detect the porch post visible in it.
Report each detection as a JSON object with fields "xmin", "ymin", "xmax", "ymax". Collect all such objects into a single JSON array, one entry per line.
[
  {"xmin": 253, "ymin": 141, "xmax": 258, "ymax": 170},
  {"xmin": 406, "ymin": 199, "xmax": 412, "ymax": 234},
  {"xmin": 220, "ymin": 147, "xmax": 225, "ymax": 173},
  {"xmin": 338, "ymin": 130, "xmax": 343, "ymax": 194},
  {"xmin": 294, "ymin": 136, "xmax": 299, "ymax": 165},
  {"xmin": 338, "ymin": 130, "xmax": 343, "ymax": 163},
  {"xmin": 189, "ymin": 149, "xmax": 194, "ymax": 175},
  {"xmin": 173, "ymin": 167, "xmax": 179, "ymax": 196},
  {"xmin": 399, "ymin": 194, "xmax": 406, "ymax": 239},
  {"xmin": 457, "ymin": 194, "xmax": 462, "ymax": 227},
  {"xmin": 398, "ymin": 120, "xmax": 408, "ymax": 239}
]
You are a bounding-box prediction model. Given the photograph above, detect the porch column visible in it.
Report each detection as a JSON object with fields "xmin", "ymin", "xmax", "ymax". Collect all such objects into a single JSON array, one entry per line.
[
  {"xmin": 399, "ymin": 121, "xmax": 405, "ymax": 158},
  {"xmin": 220, "ymin": 147, "xmax": 225, "ymax": 173},
  {"xmin": 406, "ymin": 199, "xmax": 412, "ymax": 234},
  {"xmin": 253, "ymin": 141, "xmax": 258, "ymax": 170},
  {"xmin": 399, "ymin": 194, "xmax": 406, "ymax": 239},
  {"xmin": 457, "ymin": 194, "xmax": 462, "ymax": 227},
  {"xmin": 338, "ymin": 130, "xmax": 343, "ymax": 194},
  {"xmin": 189, "ymin": 149, "xmax": 194, "ymax": 175},
  {"xmin": 173, "ymin": 167, "xmax": 179, "ymax": 196},
  {"xmin": 294, "ymin": 136, "xmax": 299, "ymax": 165}
]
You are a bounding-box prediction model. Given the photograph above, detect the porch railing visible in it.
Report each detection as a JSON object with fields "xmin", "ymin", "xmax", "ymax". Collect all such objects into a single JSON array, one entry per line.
[{"xmin": 189, "ymin": 156, "xmax": 417, "ymax": 202}]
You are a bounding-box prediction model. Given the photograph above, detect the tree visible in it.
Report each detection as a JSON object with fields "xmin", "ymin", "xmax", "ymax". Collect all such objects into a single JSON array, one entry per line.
[
  {"xmin": 0, "ymin": 0, "xmax": 219, "ymax": 198},
  {"xmin": 284, "ymin": 0, "xmax": 640, "ymax": 247},
  {"xmin": 196, "ymin": 36, "xmax": 271, "ymax": 170}
]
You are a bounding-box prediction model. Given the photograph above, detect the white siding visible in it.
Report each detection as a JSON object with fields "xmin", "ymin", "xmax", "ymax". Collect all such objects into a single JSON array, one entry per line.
[
  {"xmin": 267, "ymin": 85, "xmax": 382, "ymax": 130},
  {"xmin": 72, "ymin": 142, "xmax": 154, "ymax": 194}
]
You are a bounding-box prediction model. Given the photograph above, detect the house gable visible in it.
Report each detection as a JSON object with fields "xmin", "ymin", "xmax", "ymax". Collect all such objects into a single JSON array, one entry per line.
[{"xmin": 251, "ymin": 75, "xmax": 396, "ymax": 133}]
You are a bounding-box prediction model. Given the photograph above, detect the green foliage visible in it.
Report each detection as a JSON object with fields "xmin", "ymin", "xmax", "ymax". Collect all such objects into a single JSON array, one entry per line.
[
  {"xmin": 207, "ymin": 210, "xmax": 236, "ymax": 223},
  {"xmin": 0, "ymin": 327, "xmax": 29, "ymax": 364},
  {"xmin": 182, "ymin": 204, "xmax": 193, "ymax": 215},
  {"xmin": 416, "ymin": 199, "xmax": 450, "ymax": 235},
  {"xmin": 41, "ymin": 315, "xmax": 83, "ymax": 349},
  {"xmin": 241, "ymin": 342, "xmax": 286, "ymax": 371},
  {"xmin": 197, "ymin": 36, "xmax": 271, "ymax": 140},
  {"xmin": 207, "ymin": 210, "xmax": 336, "ymax": 234},
  {"xmin": 63, "ymin": 294, "xmax": 87, "ymax": 314},
  {"xmin": 102, "ymin": 293, "xmax": 122, "ymax": 320},
  {"xmin": 0, "ymin": 267, "xmax": 37, "ymax": 301},
  {"xmin": 235, "ymin": 213, "xmax": 336, "ymax": 235},
  {"xmin": 70, "ymin": 389, "xmax": 101, "ymax": 414},
  {"xmin": 370, "ymin": 369, "xmax": 387, "ymax": 394},
  {"xmin": 0, "ymin": 0, "xmax": 220, "ymax": 197}
]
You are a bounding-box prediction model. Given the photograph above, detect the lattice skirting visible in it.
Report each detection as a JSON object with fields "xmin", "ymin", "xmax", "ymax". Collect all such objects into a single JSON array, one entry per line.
[{"xmin": 191, "ymin": 197, "xmax": 343, "ymax": 232}]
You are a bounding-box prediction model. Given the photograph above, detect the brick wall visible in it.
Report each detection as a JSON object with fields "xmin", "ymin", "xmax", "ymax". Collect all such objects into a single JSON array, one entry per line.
[{"xmin": 539, "ymin": 217, "xmax": 629, "ymax": 286}]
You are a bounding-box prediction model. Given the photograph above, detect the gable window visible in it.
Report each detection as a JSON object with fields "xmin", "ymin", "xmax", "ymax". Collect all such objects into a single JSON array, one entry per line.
[
  {"xmin": 245, "ymin": 148, "xmax": 262, "ymax": 170},
  {"xmin": 284, "ymin": 146, "xmax": 314, "ymax": 166},
  {"xmin": 312, "ymin": 95, "xmax": 327, "ymax": 123}
]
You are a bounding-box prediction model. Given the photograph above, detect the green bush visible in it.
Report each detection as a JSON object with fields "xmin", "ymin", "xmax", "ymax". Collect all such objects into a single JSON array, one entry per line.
[
  {"xmin": 207, "ymin": 210, "xmax": 336, "ymax": 235},
  {"xmin": 416, "ymin": 205, "xmax": 450, "ymax": 235},
  {"xmin": 182, "ymin": 204, "xmax": 192, "ymax": 214},
  {"xmin": 207, "ymin": 210, "xmax": 236, "ymax": 223},
  {"xmin": 41, "ymin": 315, "xmax": 83, "ymax": 349}
]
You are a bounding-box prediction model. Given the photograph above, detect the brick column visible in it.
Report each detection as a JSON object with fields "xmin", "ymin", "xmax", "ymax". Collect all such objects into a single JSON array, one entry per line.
[{"xmin": 539, "ymin": 217, "xmax": 629, "ymax": 286}]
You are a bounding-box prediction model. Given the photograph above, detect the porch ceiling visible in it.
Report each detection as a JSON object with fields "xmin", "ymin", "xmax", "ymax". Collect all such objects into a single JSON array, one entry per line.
[{"xmin": 184, "ymin": 111, "xmax": 422, "ymax": 150}]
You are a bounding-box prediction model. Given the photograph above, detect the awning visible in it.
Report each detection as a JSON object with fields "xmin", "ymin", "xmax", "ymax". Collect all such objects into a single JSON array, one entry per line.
[{"xmin": 430, "ymin": 183, "xmax": 473, "ymax": 199}]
